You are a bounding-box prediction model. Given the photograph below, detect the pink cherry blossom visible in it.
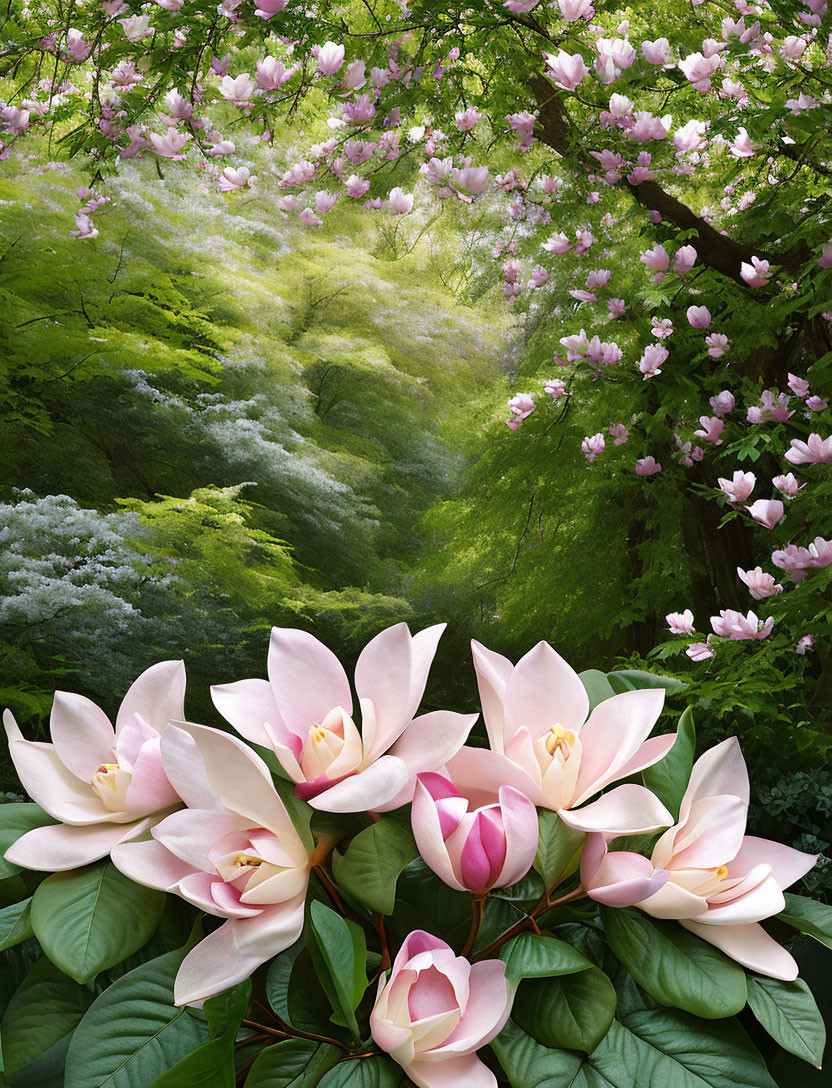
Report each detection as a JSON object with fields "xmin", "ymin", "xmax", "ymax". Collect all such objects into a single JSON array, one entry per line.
[
  {"xmin": 711, "ymin": 609, "xmax": 774, "ymax": 640},
  {"xmin": 4, "ymin": 662, "xmax": 184, "ymax": 871},
  {"xmin": 746, "ymin": 498, "xmax": 784, "ymax": 529},
  {"xmin": 717, "ymin": 470, "xmax": 755, "ymax": 503},
  {"xmin": 666, "ymin": 609, "xmax": 695, "ymax": 634},
  {"xmin": 581, "ymin": 738, "xmax": 816, "ymax": 979},
  {"xmin": 412, "ymin": 773, "xmax": 538, "ymax": 894},
  {"xmin": 370, "ymin": 931, "xmax": 512, "ymax": 1088},
  {"xmin": 211, "ymin": 623, "xmax": 475, "ymax": 812},
  {"xmin": 785, "ymin": 433, "xmax": 832, "ymax": 465},
  {"xmin": 444, "ymin": 641, "xmax": 675, "ymax": 836},
  {"xmin": 112, "ymin": 722, "xmax": 310, "ymax": 1005}
]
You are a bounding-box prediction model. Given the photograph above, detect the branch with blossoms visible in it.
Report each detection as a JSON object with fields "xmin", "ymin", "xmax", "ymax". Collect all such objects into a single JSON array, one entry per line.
[{"xmin": 0, "ymin": 621, "xmax": 829, "ymax": 1084}]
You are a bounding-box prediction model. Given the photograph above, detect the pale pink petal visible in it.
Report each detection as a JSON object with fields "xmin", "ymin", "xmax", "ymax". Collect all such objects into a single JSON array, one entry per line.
[
  {"xmin": 151, "ymin": 807, "xmax": 247, "ymax": 871},
  {"xmin": 607, "ymin": 733, "xmax": 677, "ymax": 787},
  {"xmin": 445, "ymin": 746, "xmax": 546, "ymax": 809},
  {"xmin": 355, "ymin": 624, "xmax": 416, "ymax": 760},
  {"xmin": 669, "ymin": 794, "xmax": 748, "ymax": 870},
  {"xmin": 680, "ymin": 738, "xmax": 749, "ymax": 823},
  {"xmin": 174, "ymin": 897, "xmax": 305, "ymax": 1006},
  {"xmin": 267, "ymin": 628, "xmax": 352, "ymax": 733},
  {"xmin": 586, "ymin": 845, "xmax": 669, "ymax": 908},
  {"xmin": 178, "ymin": 872, "xmax": 261, "ymax": 918},
  {"xmin": 6, "ymin": 820, "xmax": 130, "ymax": 872},
  {"xmin": 4, "ymin": 709, "xmax": 105, "ymax": 825},
  {"xmin": 505, "ymin": 641, "xmax": 589, "ymax": 740},
  {"xmin": 112, "ymin": 830, "xmax": 198, "ymax": 890},
  {"xmin": 405, "ymin": 1055, "xmax": 497, "ymax": 1088},
  {"xmin": 159, "ymin": 725, "xmax": 224, "ymax": 810},
  {"xmin": 49, "ymin": 692, "xmax": 114, "ymax": 781},
  {"xmin": 495, "ymin": 786, "xmax": 538, "ymax": 888},
  {"xmin": 116, "ymin": 660, "xmax": 186, "ymax": 736},
  {"xmin": 407, "ymin": 624, "xmax": 446, "ymax": 710},
  {"xmin": 731, "ymin": 835, "xmax": 817, "ymax": 891},
  {"xmin": 432, "ymin": 959, "xmax": 510, "ymax": 1053},
  {"xmin": 412, "ymin": 778, "xmax": 465, "ymax": 890},
  {"xmin": 638, "ymin": 879, "xmax": 709, "ymax": 919},
  {"xmin": 306, "ymin": 754, "xmax": 410, "ymax": 813},
  {"xmin": 694, "ymin": 874, "xmax": 784, "ymax": 925},
  {"xmin": 378, "ymin": 712, "xmax": 479, "ymax": 811},
  {"xmin": 680, "ymin": 920, "xmax": 798, "ymax": 980},
  {"xmin": 559, "ymin": 784, "xmax": 672, "ymax": 835},
  {"xmin": 210, "ymin": 678, "xmax": 282, "ymax": 748},
  {"xmin": 123, "ymin": 737, "xmax": 179, "ymax": 818},
  {"xmin": 471, "ymin": 640, "xmax": 515, "ymax": 753}
]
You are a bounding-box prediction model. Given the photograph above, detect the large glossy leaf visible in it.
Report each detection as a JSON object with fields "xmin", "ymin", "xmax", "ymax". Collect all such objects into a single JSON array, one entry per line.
[
  {"xmin": 491, "ymin": 1021, "xmax": 584, "ymax": 1088},
  {"xmin": 642, "ymin": 707, "xmax": 695, "ymax": 820},
  {"xmin": 746, "ymin": 974, "xmax": 825, "ymax": 1068},
  {"xmin": 331, "ymin": 820, "xmax": 419, "ymax": 916},
  {"xmin": 30, "ymin": 861, "xmax": 165, "ymax": 983},
  {"xmin": 532, "ymin": 811, "xmax": 585, "ymax": 887},
  {"xmin": 606, "ymin": 670, "xmax": 687, "ymax": 696},
  {"xmin": 244, "ymin": 1039, "xmax": 342, "ymax": 1087},
  {"xmin": 204, "ymin": 980, "xmax": 252, "ymax": 1040},
  {"xmin": 779, "ymin": 894, "xmax": 832, "ymax": 950},
  {"xmin": 514, "ymin": 967, "xmax": 617, "ymax": 1053},
  {"xmin": 579, "ymin": 670, "xmax": 617, "ymax": 712},
  {"xmin": 317, "ymin": 1057, "xmax": 402, "ymax": 1088},
  {"xmin": 388, "ymin": 859, "xmax": 470, "ymax": 951},
  {"xmin": 601, "ymin": 908, "xmax": 747, "ymax": 1019},
  {"xmin": 0, "ymin": 806, "xmax": 56, "ymax": 880},
  {"xmin": 499, "ymin": 932, "xmax": 591, "ymax": 989},
  {"xmin": 0, "ymin": 899, "xmax": 32, "ymax": 953},
  {"xmin": 63, "ymin": 946, "xmax": 209, "ymax": 1088},
  {"xmin": 305, "ymin": 901, "xmax": 367, "ymax": 1038},
  {"xmin": 148, "ymin": 1036, "xmax": 235, "ymax": 1088},
  {"xmin": 1, "ymin": 956, "xmax": 94, "ymax": 1079}
]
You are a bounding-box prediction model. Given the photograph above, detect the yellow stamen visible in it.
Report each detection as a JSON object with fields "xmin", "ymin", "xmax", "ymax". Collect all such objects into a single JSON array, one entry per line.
[
  {"xmin": 236, "ymin": 853, "xmax": 263, "ymax": 868},
  {"xmin": 714, "ymin": 865, "xmax": 728, "ymax": 880},
  {"xmin": 310, "ymin": 726, "xmax": 328, "ymax": 743},
  {"xmin": 545, "ymin": 724, "xmax": 575, "ymax": 758}
]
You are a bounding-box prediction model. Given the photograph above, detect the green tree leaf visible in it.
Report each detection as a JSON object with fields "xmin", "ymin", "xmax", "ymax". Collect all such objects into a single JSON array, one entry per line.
[
  {"xmin": 532, "ymin": 811, "xmax": 585, "ymax": 887},
  {"xmin": 148, "ymin": 1036, "xmax": 235, "ymax": 1088},
  {"xmin": 331, "ymin": 821, "xmax": 419, "ymax": 916},
  {"xmin": 779, "ymin": 894, "xmax": 832, "ymax": 949},
  {"xmin": 746, "ymin": 974, "xmax": 825, "ymax": 1068},
  {"xmin": 491, "ymin": 1020, "xmax": 584, "ymax": 1088},
  {"xmin": 305, "ymin": 901, "xmax": 368, "ymax": 1038},
  {"xmin": 0, "ymin": 898, "xmax": 32, "ymax": 953},
  {"xmin": 30, "ymin": 861, "xmax": 166, "ymax": 983},
  {"xmin": 0, "ymin": 806, "xmax": 56, "ymax": 880},
  {"xmin": 63, "ymin": 946, "xmax": 209, "ymax": 1088},
  {"xmin": 606, "ymin": 671, "xmax": 687, "ymax": 696},
  {"xmin": 0, "ymin": 956, "xmax": 94, "ymax": 1079},
  {"xmin": 499, "ymin": 933, "xmax": 592, "ymax": 989},
  {"xmin": 579, "ymin": 670, "xmax": 617, "ymax": 712},
  {"xmin": 514, "ymin": 966, "xmax": 617, "ymax": 1053},
  {"xmin": 601, "ymin": 908, "xmax": 747, "ymax": 1019},
  {"xmin": 642, "ymin": 707, "xmax": 695, "ymax": 820},
  {"xmin": 204, "ymin": 980, "xmax": 252, "ymax": 1040},
  {"xmin": 388, "ymin": 860, "xmax": 471, "ymax": 951},
  {"xmin": 244, "ymin": 1038, "xmax": 341, "ymax": 1087},
  {"xmin": 317, "ymin": 1057, "xmax": 402, "ymax": 1088}
]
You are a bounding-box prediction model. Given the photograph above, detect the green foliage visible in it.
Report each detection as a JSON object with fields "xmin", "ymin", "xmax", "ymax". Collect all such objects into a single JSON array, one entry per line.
[
  {"xmin": 746, "ymin": 975, "xmax": 825, "ymax": 1068},
  {"xmin": 331, "ymin": 820, "xmax": 419, "ymax": 917},
  {"xmin": 305, "ymin": 901, "xmax": 368, "ymax": 1039}
]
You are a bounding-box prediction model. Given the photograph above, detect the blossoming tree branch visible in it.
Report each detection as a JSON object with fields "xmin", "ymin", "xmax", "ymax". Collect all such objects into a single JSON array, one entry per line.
[{"xmin": 0, "ymin": 624, "xmax": 828, "ymax": 1085}]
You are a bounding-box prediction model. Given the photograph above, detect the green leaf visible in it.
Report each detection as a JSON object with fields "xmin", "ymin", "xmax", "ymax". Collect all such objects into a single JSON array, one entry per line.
[
  {"xmin": 601, "ymin": 908, "xmax": 747, "ymax": 1018},
  {"xmin": 306, "ymin": 901, "xmax": 368, "ymax": 1038},
  {"xmin": 579, "ymin": 670, "xmax": 617, "ymax": 712},
  {"xmin": 0, "ymin": 806, "xmax": 56, "ymax": 880},
  {"xmin": 30, "ymin": 861, "xmax": 166, "ymax": 983},
  {"xmin": 389, "ymin": 860, "xmax": 470, "ymax": 951},
  {"xmin": 64, "ymin": 946, "xmax": 210, "ymax": 1088},
  {"xmin": 0, "ymin": 899, "xmax": 32, "ymax": 952},
  {"xmin": 204, "ymin": 980, "xmax": 252, "ymax": 1040},
  {"xmin": 273, "ymin": 778, "xmax": 315, "ymax": 855},
  {"xmin": 317, "ymin": 1057, "xmax": 402, "ymax": 1088},
  {"xmin": 148, "ymin": 1036, "xmax": 234, "ymax": 1088},
  {"xmin": 331, "ymin": 820, "xmax": 419, "ymax": 916},
  {"xmin": 499, "ymin": 933, "xmax": 591, "ymax": 989},
  {"xmin": 746, "ymin": 975, "xmax": 825, "ymax": 1068},
  {"xmin": 606, "ymin": 670, "xmax": 687, "ymax": 696},
  {"xmin": 514, "ymin": 967, "xmax": 617, "ymax": 1053},
  {"xmin": 532, "ymin": 811, "xmax": 585, "ymax": 887},
  {"xmin": 244, "ymin": 1038, "xmax": 341, "ymax": 1087},
  {"xmin": 779, "ymin": 894, "xmax": 832, "ymax": 949},
  {"xmin": 0, "ymin": 957, "xmax": 94, "ymax": 1078},
  {"xmin": 491, "ymin": 1020, "xmax": 583, "ymax": 1088},
  {"xmin": 642, "ymin": 707, "xmax": 695, "ymax": 820}
]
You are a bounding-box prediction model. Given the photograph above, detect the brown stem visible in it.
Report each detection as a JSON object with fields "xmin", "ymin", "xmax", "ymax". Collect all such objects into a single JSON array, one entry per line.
[
  {"xmin": 475, "ymin": 888, "xmax": 587, "ymax": 958},
  {"xmin": 242, "ymin": 1018, "xmax": 351, "ymax": 1054},
  {"xmin": 313, "ymin": 864, "xmax": 347, "ymax": 914},
  {"xmin": 375, "ymin": 915, "xmax": 391, "ymax": 972},
  {"xmin": 460, "ymin": 895, "xmax": 485, "ymax": 958}
]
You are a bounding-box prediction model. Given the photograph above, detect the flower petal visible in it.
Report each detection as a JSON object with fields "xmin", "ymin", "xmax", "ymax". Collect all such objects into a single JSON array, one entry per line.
[
  {"xmin": 6, "ymin": 820, "xmax": 130, "ymax": 871},
  {"xmin": 378, "ymin": 712, "xmax": 479, "ymax": 811},
  {"xmin": 405, "ymin": 1055, "xmax": 497, "ymax": 1088},
  {"xmin": 210, "ymin": 679, "xmax": 282, "ymax": 748},
  {"xmin": 158, "ymin": 725, "xmax": 224, "ymax": 810},
  {"xmin": 305, "ymin": 755, "xmax": 410, "ymax": 813},
  {"xmin": 731, "ymin": 835, "xmax": 817, "ymax": 891},
  {"xmin": 559, "ymin": 784, "xmax": 672, "ymax": 836},
  {"xmin": 445, "ymin": 746, "xmax": 545, "ymax": 810},
  {"xmin": 412, "ymin": 777, "xmax": 465, "ymax": 891},
  {"xmin": 505, "ymin": 641, "xmax": 589, "ymax": 741},
  {"xmin": 432, "ymin": 959, "xmax": 510, "ymax": 1054},
  {"xmin": 495, "ymin": 786, "xmax": 538, "ymax": 888},
  {"xmin": 112, "ymin": 828, "xmax": 198, "ymax": 890},
  {"xmin": 49, "ymin": 692, "xmax": 114, "ymax": 781},
  {"xmin": 680, "ymin": 738, "xmax": 749, "ymax": 824},
  {"xmin": 267, "ymin": 628, "xmax": 352, "ymax": 733},
  {"xmin": 116, "ymin": 660, "xmax": 186, "ymax": 736},
  {"xmin": 680, "ymin": 920, "xmax": 798, "ymax": 981},
  {"xmin": 355, "ymin": 623, "xmax": 416, "ymax": 760},
  {"xmin": 571, "ymin": 689, "xmax": 665, "ymax": 805},
  {"xmin": 471, "ymin": 640, "xmax": 514, "ymax": 753}
]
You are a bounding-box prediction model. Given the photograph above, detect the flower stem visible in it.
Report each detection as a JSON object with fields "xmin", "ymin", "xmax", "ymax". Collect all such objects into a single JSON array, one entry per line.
[
  {"xmin": 242, "ymin": 1018, "xmax": 351, "ymax": 1054},
  {"xmin": 460, "ymin": 894, "xmax": 485, "ymax": 958}
]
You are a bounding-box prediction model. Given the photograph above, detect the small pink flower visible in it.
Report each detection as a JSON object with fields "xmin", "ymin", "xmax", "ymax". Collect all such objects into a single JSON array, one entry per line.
[
  {"xmin": 609, "ymin": 423, "xmax": 629, "ymax": 445},
  {"xmin": 316, "ymin": 41, "xmax": 346, "ymax": 76},
  {"xmin": 543, "ymin": 378, "xmax": 567, "ymax": 400},
  {"xmin": 705, "ymin": 333, "xmax": 730, "ymax": 358},
  {"xmin": 667, "ymin": 609, "xmax": 695, "ymax": 635},
  {"xmin": 582, "ymin": 433, "xmax": 606, "ymax": 462},
  {"xmin": 718, "ymin": 470, "xmax": 755, "ymax": 504},
  {"xmin": 544, "ymin": 49, "xmax": 590, "ymax": 91},
  {"xmin": 796, "ymin": 634, "xmax": 815, "ymax": 655},
  {"xmin": 686, "ymin": 305, "xmax": 711, "ymax": 329},
  {"xmin": 507, "ymin": 393, "xmax": 535, "ymax": 430},
  {"xmin": 710, "ymin": 390, "xmax": 735, "ymax": 415},
  {"xmin": 740, "ymin": 256, "xmax": 771, "ymax": 287},
  {"xmin": 818, "ymin": 245, "xmax": 832, "ymax": 270},
  {"xmin": 737, "ymin": 567, "xmax": 782, "ymax": 600},
  {"xmin": 711, "ymin": 609, "xmax": 774, "ymax": 640},
  {"xmin": 746, "ymin": 498, "xmax": 784, "ymax": 530},
  {"xmin": 773, "ymin": 472, "xmax": 803, "ymax": 498},
  {"xmin": 787, "ymin": 373, "xmax": 810, "ymax": 398},
  {"xmin": 635, "ymin": 456, "xmax": 661, "ymax": 476},
  {"xmin": 785, "ymin": 433, "xmax": 832, "ymax": 465},
  {"xmin": 640, "ymin": 244, "xmax": 669, "ymax": 273},
  {"xmin": 807, "ymin": 396, "xmax": 828, "ymax": 412},
  {"xmin": 673, "ymin": 245, "xmax": 697, "ymax": 274},
  {"xmin": 686, "ymin": 639, "xmax": 714, "ymax": 661},
  {"xmin": 608, "ymin": 298, "xmax": 626, "ymax": 318},
  {"xmin": 694, "ymin": 416, "xmax": 724, "ymax": 444}
]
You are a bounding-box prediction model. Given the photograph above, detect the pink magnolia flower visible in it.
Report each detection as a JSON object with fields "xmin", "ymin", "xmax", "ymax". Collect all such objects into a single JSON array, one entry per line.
[
  {"xmin": 66, "ymin": 28, "xmax": 92, "ymax": 61},
  {"xmin": 711, "ymin": 609, "xmax": 774, "ymax": 640},
  {"xmin": 444, "ymin": 641, "xmax": 675, "ymax": 836},
  {"xmin": 740, "ymin": 256, "xmax": 771, "ymax": 287},
  {"xmin": 388, "ymin": 187, "xmax": 414, "ymax": 214},
  {"xmin": 640, "ymin": 244, "xmax": 669, "ymax": 274},
  {"xmin": 299, "ymin": 208, "xmax": 323, "ymax": 228},
  {"xmin": 641, "ymin": 38, "xmax": 671, "ymax": 65},
  {"xmin": 679, "ymin": 51, "xmax": 723, "ymax": 91},
  {"xmin": 557, "ymin": 0, "xmax": 594, "ymax": 19},
  {"xmin": 773, "ymin": 472, "xmax": 803, "ymax": 498},
  {"xmin": 608, "ymin": 298, "xmax": 626, "ymax": 318},
  {"xmin": 507, "ymin": 393, "xmax": 535, "ymax": 430},
  {"xmin": 785, "ymin": 433, "xmax": 832, "ymax": 465},
  {"xmin": 218, "ymin": 167, "xmax": 255, "ymax": 192},
  {"xmin": 70, "ymin": 211, "xmax": 99, "ymax": 239},
  {"xmin": 687, "ymin": 639, "xmax": 714, "ymax": 661},
  {"xmin": 796, "ymin": 634, "xmax": 815, "ymax": 655},
  {"xmin": 219, "ymin": 74, "xmax": 256, "ymax": 107},
  {"xmin": 709, "ymin": 390, "xmax": 735, "ymax": 416},
  {"xmin": 212, "ymin": 623, "xmax": 475, "ymax": 812},
  {"xmin": 3, "ymin": 662, "xmax": 184, "ymax": 871},
  {"xmin": 673, "ymin": 245, "xmax": 697, "ymax": 274},
  {"xmin": 256, "ymin": 57, "xmax": 299, "ymax": 91},
  {"xmin": 544, "ymin": 50, "xmax": 590, "ymax": 91},
  {"xmin": 638, "ymin": 344, "xmax": 668, "ymax": 380},
  {"xmin": 787, "ymin": 372, "xmax": 810, "ymax": 398},
  {"xmin": 746, "ymin": 498, "xmax": 784, "ymax": 529},
  {"xmin": 737, "ymin": 567, "xmax": 782, "ymax": 600},
  {"xmin": 693, "ymin": 415, "xmax": 724, "ymax": 444},
  {"xmin": 544, "ymin": 378, "xmax": 566, "ymax": 400},
  {"xmin": 542, "ymin": 231, "xmax": 573, "ymax": 255},
  {"xmin": 581, "ymin": 739, "xmax": 816, "ymax": 979},
  {"xmin": 808, "ymin": 536, "xmax": 832, "ymax": 568},
  {"xmin": 728, "ymin": 127, "xmax": 755, "ymax": 157},
  {"xmin": 412, "ymin": 773, "xmax": 538, "ymax": 893},
  {"xmin": 771, "ymin": 544, "xmax": 811, "ymax": 582},
  {"xmin": 253, "ymin": 0, "xmax": 287, "ymax": 17},
  {"xmin": 666, "ymin": 609, "xmax": 695, "ymax": 635},
  {"xmin": 317, "ymin": 41, "xmax": 345, "ymax": 76},
  {"xmin": 651, "ymin": 318, "xmax": 674, "ymax": 339},
  {"xmin": 609, "ymin": 423, "xmax": 629, "ymax": 445},
  {"xmin": 149, "ymin": 130, "xmax": 190, "ymax": 159},
  {"xmin": 686, "ymin": 305, "xmax": 711, "ymax": 329},
  {"xmin": 807, "ymin": 396, "xmax": 829, "ymax": 412},
  {"xmin": 345, "ymin": 174, "xmax": 371, "ymax": 199},
  {"xmin": 370, "ymin": 931, "xmax": 512, "ymax": 1088},
  {"xmin": 717, "ymin": 470, "xmax": 755, "ymax": 504},
  {"xmin": 582, "ymin": 433, "xmax": 605, "ymax": 462},
  {"xmin": 706, "ymin": 333, "xmax": 731, "ymax": 358},
  {"xmin": 112, "ymin": 722, "xmax": 310, "ymax": 1005},
  {"xmin": 635, "ymin": 456, "xmax": 662, "ymax": 476}
]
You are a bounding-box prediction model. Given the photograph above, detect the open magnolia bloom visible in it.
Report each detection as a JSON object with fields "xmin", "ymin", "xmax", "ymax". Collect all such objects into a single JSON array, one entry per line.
[
  {"xmin": 582, "ymin": 738, "xmax": 817, "ymax": 980},
  {"xmin": 3, "ymin": 661, "xmax": 185, "ymax": 871},
  {"xmin": 112, "ymin": 720, "xmax": 311, "ymax": 1006},
  {"xmin": 445, "ymin": 640, "xmax": 675, "ymax": 836},
  {"xmin": 370, "ymin": 930, "xmax": 512, "ymax": 1088},
  {"xmin": 211, "ymin": 622, "xmax": 477, "ymax": 812}
]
